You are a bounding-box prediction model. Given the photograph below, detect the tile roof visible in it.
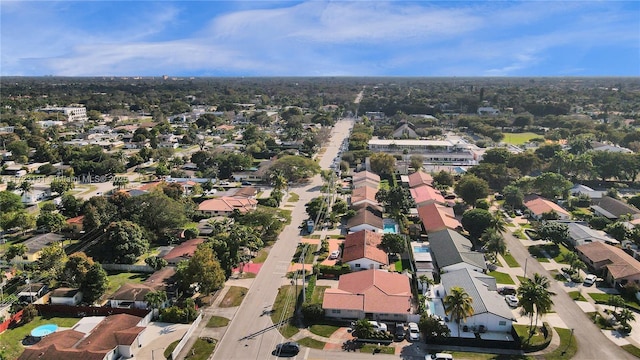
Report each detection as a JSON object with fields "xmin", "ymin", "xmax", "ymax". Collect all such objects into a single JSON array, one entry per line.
[
  {"xmin": 322, "ymin": 270, "xmax": 411, "ymax": 314},
  {"xmin": 524, "ymin": 195, "xmax": 570, "ymax": 217},
  {"xmin": 197, "ymin": 196, "xmax": 258, "ymax": 213},
  {"xmin": 351, "ymin": 203, "xmax": 384, "ymax": 218},
  {"xmin": 417, "ymin": 203, "xmax": 461, "ymax": 233},
  {"xmin": 428, "ymin": 229, "xmax": 487, "ymax": 270},
  {"xmin": 352, "ymin": 171, "xmax": 381, "ymax": 183},
  {"xmin": 346, "ymin": 208, "xmax": 384, "ymax": 230},
  {"xmin": 342, "ymin": 230, "xmax": 388, "ymax": 265},
  {"xmin": 162, "ymin": 238, "xmax": 205, "ymax": 262},
  {"xmin": 407, "ymin": 171, "xmax": 434, "ymax": 188},
  {"xmin": 350, "ymin": 186, "xmax": 379, "ymax": 205},
  {"xmin": 410, "ymin": 184, "xmax": 445, "ymax": 205},
  {"xmin": 66, "ymin": 215, "xmax": 85, "ymax": 225},
  {"xmin": 577, "ymin": 241, "xmax": 640, "ymax": 280}
]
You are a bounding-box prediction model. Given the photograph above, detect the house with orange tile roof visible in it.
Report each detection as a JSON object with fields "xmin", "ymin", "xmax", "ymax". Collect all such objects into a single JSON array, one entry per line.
[
  {"xmin": 410, "ymin": 184, "xmax": 445, "ymax": 207},
  {"xmin": 352, "ymin": 178, "xmax": 380, "ymax": 190},
  {"xmin": 407, "ymin": 170, "xmax": 434, "ymax": 188},
  {"xmin": 197, "ymin": 196, "xmax": 258, "ymax": 216},
  {"xmin": 322, "ymin": 269, "xmax": 412, "ymax": 322},
  {"xmin": 350, "ymin": 185, "xmax": 379, "ymax": 207},
  {"xmin": 162, "ymin": 238, "xmax": 206, "ymax": 265},
  {"xmin": 352, "ymin": 170, "xmax": 381, "ymax": 183},
  {"xmin": 524, "ymin": 195, "xmax": 570, "ymax": 220},
  {"xmin": 576, "ymin": 241, "xmax": 640, "ymax": 287},
  {"xmin": 18, "ymin": 313, "xmax": 145, "ymax": 360},
  {"xmin": 417, "ymin": 203, "xmax": 461, "ymax": 233},
  {"xmin": 66, "ymin": 215, "xmax": 84, "ymax": 233},
  {"xmin": 346, "ymin": 207, "xmax": 384, "ymax": 233},
  {"xmin": 342, "ymin": 230, "xmax": 388, "ymax": 271}
]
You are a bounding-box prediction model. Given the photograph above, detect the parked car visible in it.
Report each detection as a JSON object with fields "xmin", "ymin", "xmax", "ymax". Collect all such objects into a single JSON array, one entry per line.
[
  {"xmin": 428, "ymin": 353, "xmax": 454, "ymax": 360},
  {"xmin": 584, "ymin": 274, "xmax": 597, "ymax": 286},
  {"xmin": 329, "ymin": 249, "xmax": 341, "ymax": 260},
  {"xmin": 274, "ymin": 342, "xmax": 300, "ymax": 356},
  {"xmin": 368, "ymin": 321, "xmax": 388, "ymax": 333},
  {"xmin": 394, "ymin": 323, "xmax": 406, "ymax": 341},
  {"xmin": 241, "ymin": 181, "xmax": 252, "ymax": 186},
  {"xmin": 505, "ymin": 295, "xmax": 519, "ymax": 308},
  {"xmin": 407, "ymin": 322, "xmax": 420, "ymax": 341},
  {"xmin": 498, "ymin": 286, "xmax": 517, "ymax": 296}
]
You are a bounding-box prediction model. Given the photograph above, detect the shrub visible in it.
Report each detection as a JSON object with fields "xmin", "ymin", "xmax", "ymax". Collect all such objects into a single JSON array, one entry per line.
[{"xmin": 301, "ymin": 303, "xmax": 324, "ymax": 322}]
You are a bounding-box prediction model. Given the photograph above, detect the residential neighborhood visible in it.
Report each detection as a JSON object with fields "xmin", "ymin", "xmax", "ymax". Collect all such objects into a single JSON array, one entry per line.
[{"xmin": 0, "ymin": 77, "xmax": 640, "ymax": 360}]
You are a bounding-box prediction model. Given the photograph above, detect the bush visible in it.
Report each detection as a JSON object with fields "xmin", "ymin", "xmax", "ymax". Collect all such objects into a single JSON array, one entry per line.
[
  {"xmin": 317, "ymin": 264, "xmax": 351, "ymax": 277},
  {"xmin": 301, "ymin": 303, "xmax": 324, "ymax": 322}
]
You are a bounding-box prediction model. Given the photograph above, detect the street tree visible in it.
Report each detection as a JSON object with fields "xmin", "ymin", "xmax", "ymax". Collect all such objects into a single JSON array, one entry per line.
[
  {"xmin": 537, "ymin": 222, "xmax": 569, "ymax": 244},
  {"xmin": 482, "ymin": 230, "xmax": 507, "ymax": 262},
  {"xmin": 518, "ymin": 273, "xmax": 555, "ymax": 338},
  {"xmin": 305, "ymin": 196, "xmax": 328, "ymax": 222},
  {"xmin": 176, "ymin": 244, "xmax": 226, "ymax": 295},
  {"xmin": 50, "ymin": 178, "xmax": 74, "ymax": 194}
]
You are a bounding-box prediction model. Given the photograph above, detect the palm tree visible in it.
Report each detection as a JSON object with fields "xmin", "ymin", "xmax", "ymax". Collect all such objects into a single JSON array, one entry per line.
[
  {"xmin": 271, "ymin": 170, "xmax": 288, "ymax": 192},
  {"xmin": 19, "ymin": 180, "xmax": 32, "ymax": 196},
  {"xmin": 418, "ymin": 274, "xmax": 434, "ymax": 294},
  {"xmin": 518, "ymin": 273, "xmax": 555, "ymax": 339},
  {"xmin": 482, "ymin": 229, "xmax": 507, "ymax": 263},
  {"xmin": 616, "ymin": 308, "xmax": 635, "ymax": 332},
  {"xmin": 609, "ymin": 295, "xmax": 626, "ymax": 313},
  {"xmin": 490, "ymin": 210, "xmax": 508, "ymax": 233},
  {"xmin": 443, "ymin": 286, "xmax": 474, "ymax": 338},
  {"xmin": 144, "ymin": 290, "xmax": 168, "ymax": 319}
]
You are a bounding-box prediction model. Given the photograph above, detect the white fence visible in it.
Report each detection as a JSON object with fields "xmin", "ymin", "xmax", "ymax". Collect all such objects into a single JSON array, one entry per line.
[{"xmin": 171, "ymin": 312, "xmax": 203, "ymax": 360}]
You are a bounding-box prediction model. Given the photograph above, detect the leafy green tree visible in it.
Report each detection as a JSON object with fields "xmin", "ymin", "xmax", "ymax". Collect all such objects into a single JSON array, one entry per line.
[
  {"xmin": 145, "ymin": 256, "xmax": 168, "ymax": 270},
  {"xmin": 36, "ymin": 244, "xmax": 67, "ymax": 280},
  {"xmin": 379, "ymin": 234, "xmax": 407, "ymax": 255},
  {"xmin": 608, "ymin": 295, "xmax": 626, "ymax": 313},
  {"xmin": 21, "ymin": 304, "xmax": 38, "ymax": 324},
  {"xmin": 4, "ymin": 243, "xmax": 28, "ymax": 262},
  {"xmin": 19, "ymin": 180, "xmax": 33, "ymax": 196},
  {"xmin": 60, "ymin": 194, "xmax": 83, "ymax": 217},
  {"xmin": 537, "ymin": 222, "xmax": 569, "ymax": 244},
  {"xmin": 628, "ymin": 195, "xmax": 640, "ymax": 210},
  {"xmin": 616, "ymin": 308, "xmax": 635, "ymax": 333},
  {"xmin": 305, "ymin": 197, "xmax": 327, "ymax": 222},
  {"xmin": 369, "ymin": 152, "xmax": 396, "ymax": 175},
  {"xmin": 433, "ymin": 170, "xmax": 454, "ymax": 187},
  {"xmin": 60, "ymin": 252, "xmax": 94, "ymax": 287},
  {"xmin": 481, "ymin": 148, "xmax": 512, "ymax": 164},
  {"xmin": 0, "ymin": 191, "xmax": 23, "ymax": 212},
  {"xmin": 533, "ymin": 173, "xmax": 572, "ymax": 199},
  {"xmin": 605, "ymin": 222, "xmax": 631, "ymax": 242},
  {"xmin": 375, "ymin": 186, "xmax": 415, "ymax": 221},
  {"xmin": 455, "ymin": 174, "xmax": 490, "ymax": 206},
  {"xmin": 103, "ymin": 221, "xmax": 149, "ymax": 264},
  {"xmin": 410, "ymin": 155, "xmax": 425, "ymax": 171},
  {"xmin": 81, "ymin": 262, "xmax": 109, "ymax": 305},
  {"xmin": 461, "ymin": 208, "xmax": 493, "ymax": 241},
  {"xmin": 482, "ymin": 230, "xmax": 507, "ymax": 262},
  {"xmin": 176, "ymin": 244, "xmax": 226, "ymax": 294},
  {"xmin": 443, "ymin": 286, "xmax": 474, "ymax": 338},
  {"xmin": 12, "ymin": 211, "xmax": 36, "ymax": 235},
  {"xmin": 36, "ymin": 212, "xmax": 66, "ymax": 233},
  {"xmin": 144, "ymin": 290, "xmax": 168, "ymax": 316},
  {"xmin": 50, "ymin": 178, "xmax": 74, "ymax": 194},
  {"xmin": 352, "ymin": 319, "xmax": 375, "ymax": 339},
  {"xmin": 507, "ymin": 151, "xmax": 541, "ymax": 176},
  {"xmin": 418, "ymin": 314, "xmax": 450, "ymax": 341},
  {"xmin": 503, "ymin": 185, "xmax": 524, "ymax": 209},
  {"xmin": 269, "ymin": 155, "xmax": 321, "ymax": 183}
]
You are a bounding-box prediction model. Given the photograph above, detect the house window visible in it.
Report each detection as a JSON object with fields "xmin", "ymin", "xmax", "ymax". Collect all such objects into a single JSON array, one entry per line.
[
  {"xmin": 355, "ymin": 264, "xmax": 361, "ymax": 268},
  {"xmin": 331, "ymin": 309, "xmax": 341, "ymax": 314},
  {"xmin": 499, "ymin": 321, "xmax": 506, "ymax": 326}
]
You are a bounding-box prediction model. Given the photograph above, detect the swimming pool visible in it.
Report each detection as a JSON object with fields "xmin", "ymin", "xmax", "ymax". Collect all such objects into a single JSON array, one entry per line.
[
  {"xmin": 383, "ymin": 223, "xmax": 397, "ymax": 233},
  {"xmin": 413, "ymin": 246, "xmax": 430, "ymax": 253},
  {"xmin": 31, "ymin": 324, "xmax": 58, "ymax": 337}
]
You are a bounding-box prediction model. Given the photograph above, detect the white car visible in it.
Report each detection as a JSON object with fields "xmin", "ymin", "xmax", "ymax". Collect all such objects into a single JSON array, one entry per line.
[
  {"xmin": 407, "ymin": 322, "xmax": 420, "ymax": 341},
  {"xmin": 505, "ymin": 295, "xmax": 519, "ymax": 308},
  {"xmin": 584, "ymin": 274, "xmax": 597, "ymax": 286},
  {"xmin": 368, "ymin": 321, "xmax": 388, "ymax": 333},
  {"xmin": 427, "ymin": 353, "xmax": 454, "ymax": 360},
  {"xmin": 329, "ymin": 250, "xmax": 340, "ymax": 260}
]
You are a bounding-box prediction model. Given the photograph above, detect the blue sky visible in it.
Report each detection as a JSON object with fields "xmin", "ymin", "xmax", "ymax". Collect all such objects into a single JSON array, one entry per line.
[{"xmin": 1, "ymin": 1, "xmax": 639, "ymax": 77}]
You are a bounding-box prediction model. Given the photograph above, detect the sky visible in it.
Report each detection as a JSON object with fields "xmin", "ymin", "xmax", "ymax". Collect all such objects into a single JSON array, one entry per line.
[{"xmin": 1, "ymin": 1, "xmax": 639, "ymax": 77}]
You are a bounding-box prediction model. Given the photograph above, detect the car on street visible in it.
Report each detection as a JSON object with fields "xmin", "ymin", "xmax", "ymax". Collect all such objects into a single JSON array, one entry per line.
[
  {"xmin": 394, "ymin": 323, "xmax": 406, "ymax": 341},
  {"xmin": 407, "ymin": 322, "xmax": 420, "ymax": 341},
  {"xmin": 274, "ymin": 342, "xmax": 300, "ymax": 356},
  {"xmin": 505, "ymin": 295, "xmax": 519, "ymax": 308},
  {"xmin": 368, "ymin": 321, "xmax": 388, "ymax": 333},
  {"xmin": 427, "ymin": 353, "xmax": 454, "ymax": 360},
  {"xmin": 584, "ymin": 274, "xmax": 597, "ymax": 286}
]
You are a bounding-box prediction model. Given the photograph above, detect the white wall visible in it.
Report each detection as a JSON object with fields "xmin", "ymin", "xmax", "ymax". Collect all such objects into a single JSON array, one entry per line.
[
  {"xmin": 324, "ymin": 308, "xmax": 362, "ymax": 319},
  {"xmin": 460, "ymin": 312, "xmax": 512, "ymax": 333},
  {"xmin": 346, "ymin": 259, "xmax": 386, "ymax": 272}
]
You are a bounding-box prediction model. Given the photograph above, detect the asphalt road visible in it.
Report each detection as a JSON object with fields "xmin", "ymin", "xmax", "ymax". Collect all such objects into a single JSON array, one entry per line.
[
  {"xmin": 503, "ymin": 231, "xmax": 636, "ymax": 360},
  {"xmin": 211, "ymin": 118, "xmax": 355, "ymax": 360}
]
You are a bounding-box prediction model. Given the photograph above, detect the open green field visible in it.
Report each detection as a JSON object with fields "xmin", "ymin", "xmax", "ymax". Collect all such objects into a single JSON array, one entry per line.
[
  {"xmin": 503, "ymin": 132, "xmax": 540, "ymax": 145},
  {"xmin": 0, "ymin": 316, "xmax": 80, "ymax": 360},
  {"xmin": 105, "ymin": 272, "xmax": 149, "ymax": 297}
]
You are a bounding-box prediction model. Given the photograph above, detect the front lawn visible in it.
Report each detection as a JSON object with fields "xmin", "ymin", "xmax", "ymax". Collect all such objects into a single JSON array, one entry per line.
[
  {"xmin": 567, "ymin": 291, "xmax": 587, "ymax": 301},
  {"xmin": 219, "ymin": 286, "xmax": 247, "ymax": 308},
  {"xmin": 360, "ymin": 344, "xmax": 395, "ymax": 354},
  {"xmin": 489, "ymin": 271, "xmax": 515, "ymax": 285},
  {"xmin": 552, "ymin": 243, "xmax": 572, "ymax": 264},
  {"xmin": 0, "ymin": 316, "xmax": 80, "ymax": 360},
  {"xmin": 309, "ymin": 324, "xmax": 339, "ymax": 337},
  {"xmin": 206, "ymin": 316, "xmax": 230, "ymax": 328},
  {"xmin": 622, "ymin": 344, "xmax": 640, "ymax": 358},
  {"xmin": 311, "ymin": 286, "xmax": 329, "ymax": 304},
  {"xmin": 297, "ymin": 336, "xmax": 326, "ymax": 349},
  {"xmin": 502, "ymin": 252, "xmax": 520, "ymax": 267},
  {"xmin": 184, "ymin": 337, "xmax": 216, "ymax": 360},
  {"xmin": 543, "ymin": 327, "xmax": 577, "ymax": 360},
  {"xmin": 287, "ymin": 192, "xmax": 300, "ymax": 202},
  {"xmin": 253, "ymin": 248, "xmax": 269, "ymax": 263},
  {"xmin": 514, "ymin": 323, "xmax": 551, "ymax": 351}
]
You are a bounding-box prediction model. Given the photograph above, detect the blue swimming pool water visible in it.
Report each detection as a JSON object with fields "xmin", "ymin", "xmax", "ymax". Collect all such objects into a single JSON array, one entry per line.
[
  {"xmin": 31, "ymin": 324, "xmax": 58, "ymax": 337},
  {"xmin": 383, "ymin": 224, "xmax": 397, "ymax": 233},
  {"xmin": 413, "ymin": 246, "xmax": 430, "ymax": 253}
]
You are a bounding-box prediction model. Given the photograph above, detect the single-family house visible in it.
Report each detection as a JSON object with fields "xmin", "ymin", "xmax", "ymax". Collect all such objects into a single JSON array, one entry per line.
[
  {"xmin": 559, "ymin": 221, "xmax": 618, "ymax": 247},
  {"xmin": 66, "ymin": 215, "xmax": 84, "ymax": 234},
  {"xmin": 109, "ymin": 283, "xmax": 157, "ymax": 309},
  {"xmin": 352, "ymin": 171, "xmax": 381, "ymax": 184},
  {"xmin": 162, "ymin": 238, "xmax": 205, "ymax": 266},
  {"xmin": 197, "ymin": 196, "xmax": 258, "ymax": 217},
  {"xmin": 411, "ymin": 242, "xmax": 435, "ymax": 292},
  {"xmin": 351, "ymin": 203, "xmax": 384, "ymax": 218},
  {"xmin": 322, "ymin": 269, "xmax": 412, "ymax": 322},
  {"xmin": 350, "ymin": 186, "xmax": 379, "ymax": 207},
  {"xmin": 524, "ymin": 195, "xmax": 571, "ymax": 220},
  {"xmin": 342, "ymin": 230, "xmax": 388, "ymax": 271},
  {"xmin": 428, "ymin": 229, "xmax": 487, "ymax": 273},
  {"xmin": 14, "ymin": 233, "xmax": 65, "ymax": 263},
  {"xmin": 436, "ymin": 268, "xmax": 514, "ymax": 334},
  {"xmin": 351, "ymin": 177, "xmax": 380, "ymax": 190},
  {"xmin": 576, "ymin": 241, "xmax": 640, "ymax": 288},
  {"xmin": 591, "ymin": 196, "xmax": 640, "ymax": 221},
  {"xmin": 50, "ymin": 287, "xmax": 83, "ymax": 305},
  {"xmin": 410, "ymin": 185, "xmax": 445, "ymax": 207},
  {"xmin": 18, "ymin": 314, "xmax": 145, "ymax": 360},
  {"xmin": 407, "ymin": 170, "xmax": 434, "ymax": 188},
  {"xmin": 570, "ymin": 184, "xmax": 605, "ymax": 200},
  {"xmin": 18, "ymin": 283, "xmax": 48, "ymax": 303},
  {"xmin": 346, "ymin": 207, "xmax": 384, "ymax": 233},
  {"xmin": 417, "ymin": 203, "xmax": 461, "ymax": 233}
]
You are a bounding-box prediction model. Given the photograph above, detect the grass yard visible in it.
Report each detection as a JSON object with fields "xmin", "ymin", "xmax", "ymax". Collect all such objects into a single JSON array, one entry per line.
[
  {"xmin": 622, "ymin": 344, "xmax": 640, "ymax": 358},
  {"xmin": 271, "ymin": 285, "xmax": 301, "ymax": 337},
  {"xmin": 311, "ymin": 286, "xmax": 329, "ymax": 304},
  {"xmin": 360, "ymin": 344, "xmax": 395, "ymax": 354},
  {"xmin": 0, "ymin": 316, "xmax": 80, "ymax": 360},
  {"xmin": 543, "ymin": 327, "xmax": 577, "ymax": 360},
  {"xmin": 297, "ymin": 337, "xmax": 326, "ymax": 349},
  {"xmin": 502, "ymin": 252, "xmax": 520, "ymax": 267},
  {"xmin": 309, "ymin": 324, "xmax": 339, "ymax": 337},
  {"xmin": 165, "ymin": 339, "xmax": 180, "ymax": 358},
  {"xmin": 513, "ymin": 229, "xmax": 527, "ymax": 240},
  {"xmin": 527, "ymin": 246, "xmax": 550, "ymax": 262},
  {"xmin": 105, "ymin": 272, "xmax": 149, "ymax": 297},
  {"xmin": 206, "ymin": 316, "xmax": 230, "ymax": 328},
  {"xmin": 394, "ymin": 258, "xmax": 411, "ymax": 272},
  {"xmin": 489, "ymin": 271, "xmax": 516, "ymax": 285},
  {"xmin": 219, "ymin": 286, "xmax": 247, "ymax": 308},
  {"xmin": 517, "ymin": 276, "xmax": 528, "ymax": 284},
  {"xmin": 503, "ymin": 132, "xmax": 540, "ymax": 145},
  {"xmin": 253, "ymin": 248, "xmax": 269, "ymax": 263},
  {"xmin": 287, "ymin": 193, "xmax": 300, "ymax": 202},
  {"xmin": 567, "ymin": 291, "xmax": 587, "ymax": 302},
  {"xmin": 552, "ymin": 243, "xmax": 572, "ymax": 264},
  {"xmin": 514, "ymin": 323, "xmax": 551, "ymax": 350},
  {"xmin": 183, "ymin": 337, "xmax": 216, "ymax": 360}
]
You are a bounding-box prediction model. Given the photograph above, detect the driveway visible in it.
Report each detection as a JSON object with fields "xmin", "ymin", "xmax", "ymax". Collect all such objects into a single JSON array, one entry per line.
[{"xmin": 135, "ymin": 322, "xmax": 190, "ymax": 360}]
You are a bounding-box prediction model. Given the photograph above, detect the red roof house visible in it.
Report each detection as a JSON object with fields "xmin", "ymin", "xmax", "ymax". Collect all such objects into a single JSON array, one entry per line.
[
  {"xmin": 342, "ymin": 230, "xmax": 388, "ymax": 271},
  {"xmin": 417, "ymin": 203, "xmax": 461, "ymax": 233}
]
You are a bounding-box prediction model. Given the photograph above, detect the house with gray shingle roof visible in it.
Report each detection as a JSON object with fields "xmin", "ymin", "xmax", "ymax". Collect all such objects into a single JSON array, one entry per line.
[
  {"xmin": 557, "ymin": 221, "xmax": 618, "ymax": 247},
  {"xmin": 591, "ymin": 196, "xmax": 640, "ymax": 221},
  {"xmin": 428, "ymin": 229, "xmax": 486, "ymax": 273}
]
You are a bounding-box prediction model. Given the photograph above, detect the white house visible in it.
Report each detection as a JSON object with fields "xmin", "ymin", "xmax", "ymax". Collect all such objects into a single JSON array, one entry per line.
[{"xmin": 50, "ymin": 287, "xmax": 83, "ymax": 305}]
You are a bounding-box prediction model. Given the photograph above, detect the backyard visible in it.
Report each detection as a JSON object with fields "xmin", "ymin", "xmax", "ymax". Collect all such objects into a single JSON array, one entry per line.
[{"xmin": 0, "ymin": 316, "xmax": 80, "ymax": 360}]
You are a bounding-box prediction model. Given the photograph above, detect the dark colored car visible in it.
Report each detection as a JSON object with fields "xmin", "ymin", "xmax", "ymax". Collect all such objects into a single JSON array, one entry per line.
[
  {"xmin": 394, "ymin": 323, "xmax": 406, "ymax": 341},
  {"xmin": 498, "ymin": 286, "xmax": 517, "ymax": 296},
  {"xmin": 275, "ymin": 342, "xmax": 300, "ymax": 356},
  {"xmin": 241, "ymin": 181, "xmax": 252, "ymax": 186}
]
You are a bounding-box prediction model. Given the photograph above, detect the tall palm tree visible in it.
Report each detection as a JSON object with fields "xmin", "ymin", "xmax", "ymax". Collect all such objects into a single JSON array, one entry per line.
[
  {"xmin": 19, "ymin": 180, "xmax": 33, "ymax": 196},
  {"xmin": 482, "ymin": 229, "xmax": 507, "ymax": 263},
  {"xmin": 418, "ymin": 274, "xmax": 434, "ymax": 294},
  {"xmin": 490, "ymin": 210, "xmax": 508, "ymax": 233},
  {"xmin": 443, "ymin": 286, "xmax": 474, "ymax": 338},
  {"xmin": 518, "ymin": 273, "xmax": 555, "ymax": 339}
]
